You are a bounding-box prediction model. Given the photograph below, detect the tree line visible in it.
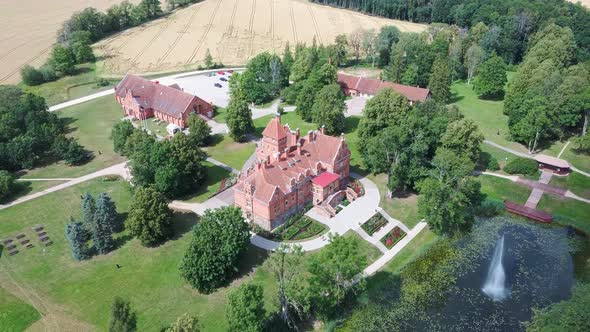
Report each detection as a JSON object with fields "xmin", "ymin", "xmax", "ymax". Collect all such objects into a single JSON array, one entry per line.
[
  {"xmin": 311, "ymin": 0, "xmax": 590, "ymax": 63},
  {"xmin": 0, "ymin": 86, "xmax": 90, "ymax": 201}
]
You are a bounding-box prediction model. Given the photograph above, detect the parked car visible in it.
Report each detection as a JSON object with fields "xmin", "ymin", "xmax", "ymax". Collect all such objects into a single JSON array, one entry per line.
[
  {"xmin": 227, "ymin": 70, "xmax": 234, "ymax": 74},
  {"xmin": 217, "ymin": 71, "xmax": 225, "ymax": 75},
  {"xmin": 219, "ymin": 77, "xmax": 228, "ymax": 82},
  {"xmin": 214, "ymin": 83, "xmax": 222, "ymax": 88}
]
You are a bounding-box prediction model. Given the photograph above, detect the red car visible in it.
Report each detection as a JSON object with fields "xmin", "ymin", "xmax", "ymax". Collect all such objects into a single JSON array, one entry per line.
[
  {"xmin": 217, "ymin": 71, "xmax": 225, "ymax": 75},
  {"xmin": 227, "ymin": 70, "xmax": 234, "ymax": 74}
]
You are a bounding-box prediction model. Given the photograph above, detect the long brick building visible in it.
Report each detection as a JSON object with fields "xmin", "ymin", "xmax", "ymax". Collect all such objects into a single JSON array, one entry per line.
[
  {"xmin": 114, "ymin": 74, "xmax": 213, "ymax": 128},
  {"xmin": 234, "ymin": 115, "xmax": 352, "ymax": 230},
  {"xmin": 337, "ymin": 72, "xmax": 431, "ymax": 105}
]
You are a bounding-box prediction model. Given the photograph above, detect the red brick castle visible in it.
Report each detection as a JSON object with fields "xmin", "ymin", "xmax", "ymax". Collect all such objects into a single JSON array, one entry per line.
[{"xmin": 234, "ymin": 115, "xmax": 352, "ymax": 230}]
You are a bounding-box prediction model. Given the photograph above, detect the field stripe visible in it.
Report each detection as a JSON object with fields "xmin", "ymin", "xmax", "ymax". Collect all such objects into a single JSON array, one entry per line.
[
  {"xmin": 270, "ymin": 0, "xmax": 275, "ymax": 52},
  {"xmin": 219, "ymin": 0, "xmax": 239, "ymax": 64},
  {"xmin": 247, "ymin": 0, "xmax": 257, "ymax": 58},
  {"xmin": 289, "ymin": 0, "xmax": 298, "ymax": 44},
  {"xmin": 157, "ymin": 4, "xmax": 202, "ymax": 66},
  {"xmin": 129, "ymin": 18, "xmax": 172, "ymax": 68},
  {"xmin": 0, "ymin": 46, "xmax": 51, "ymax": 83},
  {"xmin": 306, "ymin": 2, "xmax": 323, "ymax": 44},
  {"xmin": 186, "ymin": 0, "xmax": 223, "ymax": 64}
]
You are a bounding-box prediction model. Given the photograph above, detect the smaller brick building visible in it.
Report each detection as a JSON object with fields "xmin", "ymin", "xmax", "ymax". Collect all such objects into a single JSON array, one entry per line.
[
  {"xmin": 234, "ymin": 115, "xmax": 351, "ymax": 230},
  {"xmin": 115, "ymin": 74, "xmax": 213, "ymax": 128},
  {"xmin": 337, "ymin": 72, "xmax": 431, "ymax": 105}
]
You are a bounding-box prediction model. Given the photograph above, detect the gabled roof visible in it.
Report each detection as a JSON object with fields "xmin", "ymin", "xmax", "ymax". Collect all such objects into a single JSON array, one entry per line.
[
  {"xmin": 337, "ymin": 73, "xmax": 431, "ymax": 102},
  {"xmin": 115, "ymin": 74, "xmax": 198, "ymax": 119},
  {"xmin": 534, "ymin": 154, "xmax": 570, "ymax": 169},
  {"xmin": 262, "ymin": 116, "xmax": 287, "ymax": 141}
]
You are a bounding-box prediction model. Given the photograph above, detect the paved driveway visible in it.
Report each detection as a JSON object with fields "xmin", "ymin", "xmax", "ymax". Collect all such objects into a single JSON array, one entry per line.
[
  {"xmin": 174, "ymin": 71, "xmax": 238, "ymax": 108},
  {"xmin": 345, "ymin": 96, "xmax": 368, "ymax": 117}
]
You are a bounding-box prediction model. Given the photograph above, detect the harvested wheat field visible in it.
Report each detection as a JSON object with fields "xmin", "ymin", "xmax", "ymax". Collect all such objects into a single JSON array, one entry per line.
[
  {"xmin": 95, "ymin": 0, "xmax": 427, "ymax": 76},
  {"xmin": 0, "ymin": 0, "xmax": 140, "ymax": 84}
]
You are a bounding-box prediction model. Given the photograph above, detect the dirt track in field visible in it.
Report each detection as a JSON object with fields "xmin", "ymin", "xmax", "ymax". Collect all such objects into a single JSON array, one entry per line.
[
  {"xmin": 0, "ymin": 0, "xmax": 141, "ymax": 84},
  {"xmin": 95, "ymin": 0, "xmax": 427, "ymax": 76}
]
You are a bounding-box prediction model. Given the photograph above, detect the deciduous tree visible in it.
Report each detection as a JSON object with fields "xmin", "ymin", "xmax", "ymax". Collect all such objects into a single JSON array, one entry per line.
[
  {"xmin": 226, "ymin": 283, "xmax": 266, "ymax": 332},
  {"xmin": 441, "ymin": 119, "xmax": 484, "ymax": 162},
  {"xmin": 109, "ymin": 297, "xmax": 137, "ymax": 332},
  {"xmin": 473, "ymin": 53, "xmax": 507, "ymax": 99},
  {"xmin": 186, "ymin": 114, "xmax": 211, "ymax": 147},
  {"xmin": 465, "ymin": 44, "xmax": 485, "ymax": 84},
  {"xmin": 226, "ymin": 96, "xmax": 253, "ymax": 142},
  {"xmin": 180, "ymin": 206, "xmax": 250, "ymax": 293},
  {"xmin": 166, "ymin": 313, "xmax": 200, "ymax": 332},
  {"xmin": 111, "ymin": 120, "xmax": 135, "ymax": 155},
  {"xmin": 126, "ymin": 187, "xmax": 173, "ymax": 246},
  {"xmin": 312, "ymin": 84, "xmax": 345, "ymax": 135},
  {"xmin": 428, "ymin": 56, "xmax": 451, "ymax": 104}
]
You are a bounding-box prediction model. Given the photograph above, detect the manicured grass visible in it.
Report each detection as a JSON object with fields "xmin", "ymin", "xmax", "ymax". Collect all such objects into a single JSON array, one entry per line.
[
  {"xmin": 205, "ymin": 134, "xmax": 256, "ymax": 170},
  {"xmin": 370, "ymin": 174, "xmax": 421, "ymax": 229},
  {"xmin": 550, "ymin": 172, "xmax": 590, "ymax": 200},
  {"xmin": 22, "ymin": 64, "xmax": 117, "ymax": 106},
  {"xmin": 133, "ymin": 118, "xmax": 169, "ymax": 136},
  {"xmin": 561, "ymin": 144, "xmax": 590, "ymax": 174},
  {"xmin": 343, "ymin": 231, "xmax": 383, "ymax": 265},
  {"xmin": 21, "ymin": 96, "xmax": 126, "ymax": 179},
  {"xmin": 0, "ymin": 180, "xmax": 67, "ymax": 204},
  {"xmin": 480, "ymin": 143, "xmax": 519, "ymax": 170},
  {"xmin": 212, "ymin": 106, "xmax": 228, "ymax": 123},
  {"xmin": 537, "ymin": 195, "xmax": 590, "ymax": 234},
  {"xmin": 253, "ymin": 112, "xmax": 317, "ymax": 137},
  {"xmin": 0, "ymin": 286, "xmax": 41, "ymax": 331},
  {"xmin": 281, "ymin": 216, "xmax": 327, "ymax": 241},
  {"xmin": 0, "ymin": 178, "xmax": 278, "ymax": 331},
  {"xmin": 182, "ymin": 161, "xmax": 231, "ymax": 203},
  {"xmin": 478, "ymin": 174, "xmax": 531, "ymax": 205}
]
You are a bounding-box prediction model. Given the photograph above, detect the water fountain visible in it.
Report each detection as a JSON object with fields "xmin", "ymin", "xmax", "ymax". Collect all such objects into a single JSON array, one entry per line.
[{"xmin": 482, "ymin": 235, "xmax": 510, "ymax": 301}]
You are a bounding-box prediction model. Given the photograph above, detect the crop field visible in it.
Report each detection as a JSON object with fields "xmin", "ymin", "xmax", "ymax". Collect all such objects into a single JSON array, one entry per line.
[
  {"xmin": 95, "ymin": 0, "xmax": 427, "ymax": 76},
  {"xmin": 0, "ymin": 0, "xmax": 140, "ymax": 85}
]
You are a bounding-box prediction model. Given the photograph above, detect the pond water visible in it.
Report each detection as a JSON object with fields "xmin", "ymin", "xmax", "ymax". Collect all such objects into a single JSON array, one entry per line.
[{"xmin": 416, "ymin": 215, "xmax": 590, "ymax": 331}]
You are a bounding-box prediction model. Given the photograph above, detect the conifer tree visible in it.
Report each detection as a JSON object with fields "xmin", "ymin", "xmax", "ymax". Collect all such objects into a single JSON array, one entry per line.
[
  {"xmin": 65, "ymin": 219, "xmax": 89, "ymax": 261},
  {"xmin": 93, "ymin": 192, "xmax": 116, "ymax": 254},
  {"xmin": 428, "ymin": 56, "xmax": 451, "ymax": 104},
  {"xmin": 81, "ymin": 192, "xmax": 96, "ymax": 227}
]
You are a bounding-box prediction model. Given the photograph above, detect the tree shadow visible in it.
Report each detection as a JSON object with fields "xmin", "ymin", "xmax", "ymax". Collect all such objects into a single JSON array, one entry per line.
[
  {"xmin": 74, "ymin": 66, "xmax": 93, "ymax": 75},
  {"xmin": 207, "ymin": 133, "xmax": 224, "ymax": 147},
  {"xmin": 477, "ymin": 151, "xmax": 492, "ymax": 171},
  {"xmin": 232, "ymin": 244, "xmax": 269, "ymax": 280},
  {"xmin": 478, "ymin": 92, "xmax": 505, "ymax": 101},
  {"xmin": 169, "ymin": 211, "xmax": 199, "ymax": 241},
  {"xmin": 449, "ymin": 92, "xmax": 464, "ymax": 104},
  {"xmin": 390, "ymin": 188, "xmax": 417, "ymax": 200},
  {"xmin": 0, "ymin": 181, "xmax": 33, "ymax": 204},
  {"xmin": 344, "ymin": 116, "xmax": 360, "ymax": 134},
  {"xmin": 112, "ymin": 233, "xmax": 133, "ymax": 251}
]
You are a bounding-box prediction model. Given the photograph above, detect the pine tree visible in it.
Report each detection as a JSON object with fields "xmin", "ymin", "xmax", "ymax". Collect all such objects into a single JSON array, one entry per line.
[
  {"xmin": 81, "ymin": 192, "xmax": 96, "ymax": 229},
  {"xmin": 109, "ymin": 297, "xmax": 137, "ymax": 332},
  {"xmin": 93, "ymin": 193, "xmax": 117, "ymax": 254},
  {"xmin": 428, "ymin": 56, "xmax": 451, "ymax": 104},
  {"xmin": 204, "ymin": 49, "xmax": 213, "ymax": 69},
  {"xmin": 65, "ymin": 219, "xmax": 89, "ymax": 261},
  {"xmin": 283, "ymin": 42, "xmax": 294, "ymax": 73}
]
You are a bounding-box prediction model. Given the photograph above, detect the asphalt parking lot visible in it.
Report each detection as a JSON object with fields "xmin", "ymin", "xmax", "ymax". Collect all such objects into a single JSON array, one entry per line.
[
  {"xmin": 174, "ymin": 71, "xmax": 237, "ymax": 108},
  {"xmin": 345, "ymin": 96, "xmax": 368, "ymax": 117}
]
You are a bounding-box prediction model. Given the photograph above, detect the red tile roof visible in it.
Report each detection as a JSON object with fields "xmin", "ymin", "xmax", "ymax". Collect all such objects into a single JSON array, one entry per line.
[
  {"xmin": 534, "ymin": 154, "xmax": 570, "ymax": 169},
  {"xmin": 311, "ymin": 172, "xmax": 340, "ymax": 187},
  {"xmin": 337, "ymin": 73, "xmax": 431, "ymax": 102},
  {"xmin": 261, "ymin": 116, "xmax": 287, "ymax": 141},
  {"xmin": 115, "ymin": 74, "xmax": 198, "ymax": 119}
]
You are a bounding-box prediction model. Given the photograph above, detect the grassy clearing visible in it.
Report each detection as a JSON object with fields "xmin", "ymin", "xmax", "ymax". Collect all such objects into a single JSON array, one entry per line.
[
  {"xmin": 205, "ymin": 134, "xmax": 256, "ymax": 170},
  {"xmin": 0, "ymin": 180, "xmax": 67, "ymax": 205},
  {"xmin": 478, "ymin": 174, "xmax": 531, "ymax": 205},
  {"xmin": 370, "ymin": 174, "xmax": 421, "ymax": 229},
  {"xmin": 182, "ymin": 161, "xmax": 231, "ymax": 203},
  {"xmin": 22, "ymin": 64, "xmax": 118, "ymax": 106},
  {"xmin": 0, "ymin": 286, "xmax": 41, "ymax": 331},
  {"xmin": 133, "ymin": 118, "xmax": 168, "ymax": 136},
  {"xmin": 550, "ymin": 172, "xmax": 590, "ymax": 200},
  {"xmin": 213, "ymin": 107, "xmax": 228, "ymax": 123},
  {"xmin": 480, "ymin": 143, "xmax": 519, "ymax": 170},
  {"xmin": 537, "ymin": 195, "xmax": 590, "ymax": 234},
  {"xmin": 561, "ymin": 144, "xmax": 590, "ymax": 174},
  {"xmin": 21, "ymin": 96, "xmax": 125, "ymax": 179},
  {"xmin": 0, "ymin": 178, "xmax": 278, "ymax": 331}
]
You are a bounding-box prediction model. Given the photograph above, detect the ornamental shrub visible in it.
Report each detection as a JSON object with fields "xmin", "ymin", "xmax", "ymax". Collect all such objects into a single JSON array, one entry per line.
[
  {"xmin": 487, "ymin": 157, "xmax": 500, "ymax": 171},
  {"xmin": 503, "ymin": 157, "xmax": 538, "ymax": 176}
]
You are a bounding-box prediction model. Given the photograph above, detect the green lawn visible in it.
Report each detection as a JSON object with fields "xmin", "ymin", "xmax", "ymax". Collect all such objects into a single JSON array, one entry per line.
[
  {"xmin": 204, "ymin": 134, "xmax": 256, "ymax": 170},
  {"xmin": 561, "ymin": 144, "xmax": 590, "ymax": 174},
  {"xmin": 370, "ymin": 174, "xmax": 421, "ymax": 229},
  {"xmin": 133, "ymin": 118, "xmax": 169, "ymax": 136},
  {"xmin": 343, "ymin": 232, "xmax": 383, "ymax": 265},
  {"xmin": 212, "ymin": 106, "xmax": 228, "ymax": 123},
  {"xmin": 480, "ymin": 143, "xmax": 519, "ymax": 170},
  {"xmin": 182, "ymin": 161, "xmax": 231, "ymax": 203},
  {"xmin": 0, "ymin": 178, "xmax": 278, "ymax": 331},
  {"xmin": 537, "ymin": 195, "xmax": 590, "ymax": 234},
  {"xmin": 550, "ymin": 172, "xmax": 590, "ymax": 200},
  {"xmin": 478, "ymin": 174, "xmax": 531, "ymax": 205},
  {"xmin": 0, "ymin": 180, "xmax": 67, "ymax": 205},
  {"xmin": 22, "ymin": 63, "xmax": 118, "ymax": 106},
  {"xmin": 21, "ymin": 96, "xmax": 125, "ymax": 179},
  {"xmin": 0, "ymin": 286, "xmax": 41, "ymax": 332}
]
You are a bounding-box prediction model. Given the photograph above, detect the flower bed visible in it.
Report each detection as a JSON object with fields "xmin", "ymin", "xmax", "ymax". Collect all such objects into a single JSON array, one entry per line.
[
  {"xmin": 348, "ymin": 178, "xmax": 365, "ymax": 196},
  {"xmin": 208, "ymin": 174, "xmax": 237, "ymax": 198},
  {"xmin": 252, "ymin": 204, "xmax": 326, "ymax": 241},
  {"xmin": 380, "ymin": 226, "xmax": 406, "ymax": 249},
  {"xmin": 288, "ymin": 217, "xmax": 327, "ymax": 241},
  {"xmin": 361, "ymin": 213, "xmax": 388, "ymax": 235},
  {"xmin": 341, "ymin": 199, "xmax": 350, "ymax": 206}
]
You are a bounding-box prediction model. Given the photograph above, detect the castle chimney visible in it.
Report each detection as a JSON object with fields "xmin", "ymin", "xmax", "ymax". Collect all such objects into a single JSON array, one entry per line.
[
  {"xmin": 283, "ymin": 147, "xmax": 289, "ymax": 160},
  {"xmin": 320, "ymin": 125, "xmax": 326, "ymax": 135},
  {"xmin": 341, "ymin": 133, "xmax": 345, "ymax": 141},
  {"xmin": 266, "ymin": 155, "xmax": 271, "ymax": 167},
  {"xmin": 296, "ymin": 128, "xmax": 300, "ymax": 141},
  {"xmin": 256, "ymin": 161, "xmax": 262, "ymax": 170},
  {"xmin": 297, "ymin": 142, "xmax": 302, "ymax": 155},
  {"xmin": 308, "ymin": 130, "xmax": 313, "ymax": 142},
  {"xmin": 273, "ymin": 151, "xmax": 280, "ymax": 162}
]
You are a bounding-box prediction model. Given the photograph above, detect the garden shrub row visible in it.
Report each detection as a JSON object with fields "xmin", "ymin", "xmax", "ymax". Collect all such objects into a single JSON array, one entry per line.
[{"xmin": 503, "ymin": 157, "xmax": 539, "ymax": 176}]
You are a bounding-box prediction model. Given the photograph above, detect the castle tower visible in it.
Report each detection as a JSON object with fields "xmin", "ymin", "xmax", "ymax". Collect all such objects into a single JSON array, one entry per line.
[{"xmin": 257, "ymin": 114, "xmax": 287, "ymax": 161}]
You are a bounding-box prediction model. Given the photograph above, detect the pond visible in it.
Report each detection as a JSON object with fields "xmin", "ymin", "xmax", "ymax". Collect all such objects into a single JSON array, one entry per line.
[{"xmin": 416, "ymin": 215, "xmax": 590, "ymax": 331}]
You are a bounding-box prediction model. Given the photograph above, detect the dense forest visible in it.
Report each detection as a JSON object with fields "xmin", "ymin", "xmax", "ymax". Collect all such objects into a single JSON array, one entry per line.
[{"xmin": 311, "ymin": 0, "xmax": 590, "ymax": 63}]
